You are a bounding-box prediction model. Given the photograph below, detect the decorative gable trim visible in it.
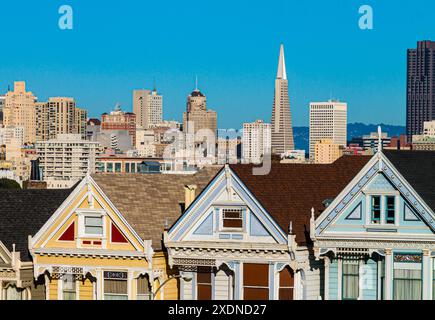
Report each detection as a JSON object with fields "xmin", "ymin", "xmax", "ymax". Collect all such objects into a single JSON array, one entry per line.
[
  {"xmin": 315, "ymin": 152, "xmax": 435, "ymax": 236},
  {"xmin": 315, "ymin": 155, "xmax": 379, "ymax": 234},
  {"xmin": 168, "ymin": 166, "xmax": 287, "ymax": 244},
  {"xmin": 29, "ymin": 175, "xmax": 148, "ymax": 256}
]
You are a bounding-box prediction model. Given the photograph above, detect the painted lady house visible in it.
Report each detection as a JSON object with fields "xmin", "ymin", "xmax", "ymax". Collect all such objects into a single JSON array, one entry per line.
[
  {"xmin": 28, "ymin": 168, "xmax": 218, "ymax": 300},
  {"xmin": 164, "ymin": 157, "xmax": 370, "ymax": 300},
  {"xmin": 0, "ymin": 188, "xmax": 70, "ymax": 300},
  {"xmin": 312, "ymin": 149, "xmax": 435, "ymax": 300}
]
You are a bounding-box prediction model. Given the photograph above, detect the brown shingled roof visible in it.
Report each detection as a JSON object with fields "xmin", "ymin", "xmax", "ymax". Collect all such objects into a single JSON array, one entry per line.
[
  {"xmin": 92, "ymin": 167, "xmax": 221, "ymax": 251},
  {"xmin": 230, "ymin": 156, "xmax": 371, "ymax": 246}
]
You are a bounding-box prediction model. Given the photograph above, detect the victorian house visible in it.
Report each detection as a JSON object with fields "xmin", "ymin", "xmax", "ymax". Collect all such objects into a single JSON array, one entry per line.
[
  {"xmin": 313, "ymin": 149, "xmax": 435, "ymax": 300},
  {"xmin": 27, "ymin": 168, "xmax": 218, "ymax": 300},
  {"xmin": 164, "ymin": 157, "xmax": 370, "ymax": 300}
]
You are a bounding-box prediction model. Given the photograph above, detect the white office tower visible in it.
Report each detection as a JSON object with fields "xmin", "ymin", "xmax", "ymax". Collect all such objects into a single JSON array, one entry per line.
[
  {"xmin": 242, "ymin": 120, "xmax": 271, "ymax": 164},
  {"xmin": 309, "ymin": 100, "xmax": 347, "ymax": 159},
  {"xmin": 133, "ymin": 89, "xmax": 163, "ymax": 129}
]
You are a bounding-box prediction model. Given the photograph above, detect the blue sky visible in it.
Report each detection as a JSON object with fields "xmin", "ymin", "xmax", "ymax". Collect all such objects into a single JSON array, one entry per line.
[{"xmin": 0, "ymin": 0, "xmax": 434, "ymax": 129}]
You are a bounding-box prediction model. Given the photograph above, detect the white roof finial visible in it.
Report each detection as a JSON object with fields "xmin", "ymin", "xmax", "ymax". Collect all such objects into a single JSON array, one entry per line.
[
  {"xmin": 195, "ymin": 75, "xmax": 198, "ymax": 91},
  {"xmin": 377, "ymin": 125, "xmax": 383, "ymax": 152},
  {"xmin": 277, "ymin": 43, "xmax": 287, "ymax": 80}
]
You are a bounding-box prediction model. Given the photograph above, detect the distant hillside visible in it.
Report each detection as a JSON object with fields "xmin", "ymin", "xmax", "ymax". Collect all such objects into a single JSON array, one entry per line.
[{"xmin": 294, "ymin": 123, "xmax": 406, "ymax": 152}]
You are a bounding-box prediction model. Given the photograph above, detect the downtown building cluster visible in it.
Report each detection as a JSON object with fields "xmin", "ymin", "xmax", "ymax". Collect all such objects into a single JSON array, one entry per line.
[{"xmin": 0, "ymin": 41, "xmax": 435, "ymax": 301}]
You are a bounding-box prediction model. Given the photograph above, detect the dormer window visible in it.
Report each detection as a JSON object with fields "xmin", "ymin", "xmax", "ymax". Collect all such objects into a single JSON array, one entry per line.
[{"xmin": 222, "ymin": 208, "xmax": 243, "ymax": 229}]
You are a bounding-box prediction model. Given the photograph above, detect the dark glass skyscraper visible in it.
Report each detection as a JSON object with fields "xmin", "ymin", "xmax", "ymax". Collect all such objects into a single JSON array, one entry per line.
[{"xmin": 406, "ymin": 40, "xmax": 435, "ymax": 141}]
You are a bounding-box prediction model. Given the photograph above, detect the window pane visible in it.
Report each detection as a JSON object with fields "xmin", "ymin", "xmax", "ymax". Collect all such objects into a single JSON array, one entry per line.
[
  {"xmin": 371, "ymin": 196, "xmax": 381, "ymax": 222},
  {"xmin": 342, "ymin": 260, "xmax": 359, "ymax": 300},
  {"xmin": 104, "ymin": 294, "xmax": 128, "ymax": 300},
  {"xmin": 85, "ymin": 226, "xmax": 103, "ymax": 235},
  {"xmin": 63, "ymin": 291, "xmax": 76, "ymax": 300},
  {"xmin": 393, "ymin": 269, "xmax": 422, "ymax": 300},
  {"xmin": 104, "ymin": 279, "xmax": 128, "ymax": 294},
  {"xmin": 85, "ymin": 216, "xmax": 102, "ymax": 226},
  {"xmin": 243, "ymin": 264, "xmax": 269, "ymax": 287},
  {"xmin": 222, "ymin": 209, "xmax": 243, "ymax": 228},
  {"xmin": 386, "ymin": 196, "xmax": 395, "ymax": 223}
]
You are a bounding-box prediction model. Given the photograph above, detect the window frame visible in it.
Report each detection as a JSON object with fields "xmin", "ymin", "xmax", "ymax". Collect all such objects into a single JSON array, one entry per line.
[
  {"xmin": 103, "ymin": 270, "xmax": 129, "ymax": 300},
  {"xmin": 341, "ymin": 259, "xmax": 360, "ymax": 300},
  {"xmin": 59, "ymin": 274, "xmax": 79, "ymax": 300},
  {"xmin": 371, "ymin": 196, "xmax": 381, "ymax": 224},
  {"xmin": 77, "ymin": 209, "xmax": 106, "ymax": 239},
  {"xmin": 385, "ymin": 196, "xmax": 396, "ymax": 224},
  {"xmin": 219, "ymin": 207, "xmax": 244, "ymax": 231}
]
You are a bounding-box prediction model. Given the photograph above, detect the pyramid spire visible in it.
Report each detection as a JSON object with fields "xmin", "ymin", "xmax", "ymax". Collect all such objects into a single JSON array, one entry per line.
[{"xmin": 276, "ymin": 43, "xmax": 287, "ymax": 80}]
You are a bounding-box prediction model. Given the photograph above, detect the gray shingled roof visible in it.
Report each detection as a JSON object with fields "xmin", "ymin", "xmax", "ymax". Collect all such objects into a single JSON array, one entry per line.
[
  {"xmin": 92, "ymin": 168, "xmax": 221, "ymax": 251},
  {"xmin": 384, "ymin": 150, "xmax": 435, "ymax": 212},
  {"xmin": 0, "ymin": 189, "xmax": 71, "ymax": 261}
]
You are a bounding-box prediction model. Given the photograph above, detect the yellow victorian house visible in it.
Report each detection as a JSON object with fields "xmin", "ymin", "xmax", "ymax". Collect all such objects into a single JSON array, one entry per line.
[{"xmin": 29, "ymin": 168, "xmax": 219, "ymax": 300}]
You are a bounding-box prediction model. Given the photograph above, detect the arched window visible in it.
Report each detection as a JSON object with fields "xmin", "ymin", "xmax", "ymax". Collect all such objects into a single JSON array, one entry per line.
[{"xmin": 279, "ymin": 266, "xmax": 294, "ymax": 300}]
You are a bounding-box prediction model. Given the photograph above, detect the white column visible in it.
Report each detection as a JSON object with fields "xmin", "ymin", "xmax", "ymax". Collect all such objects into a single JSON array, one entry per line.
[
  {"xmin": 234, "ymin": 262, "xmax": 242, "ymax": 300},
  {"xmin": 0, "ymin": 280, "xmax": 3, "ymax": 300},
  {"xmin": 337, "ymin": 258, "xmax": 342, "ymax": 300},
  {"xmin": 324, "ymin": 257, "xmax": 330, "ymax": 300},
  {"xmin": 96, "ymin": 269, "xmax": 102, "ymax": 300},
  {"xmin": 423, "ymin": 250, "xmax": 431, "ymax": 300},
  {"xmin": 385, "ymin": 249, "xmax": 393, "ymax": 300}
]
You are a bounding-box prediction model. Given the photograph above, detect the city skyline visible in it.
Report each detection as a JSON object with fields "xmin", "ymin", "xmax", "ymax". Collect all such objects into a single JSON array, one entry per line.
[{"xmin": 0, "ymin": 1, "xmax": 434, "ymax": 130}]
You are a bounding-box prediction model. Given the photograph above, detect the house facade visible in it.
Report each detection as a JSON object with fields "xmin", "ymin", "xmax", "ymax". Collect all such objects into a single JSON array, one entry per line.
[
  {"xmin": 312, "ymin": 150, "xmax": 435, "ymax": 300},
  {"xmin": 27, "ymin": 168, "xmax": 219, "ymax": 300},
  {"xmin": 165, "ymin": 158, "xmax": 370, "ymax": 300}
]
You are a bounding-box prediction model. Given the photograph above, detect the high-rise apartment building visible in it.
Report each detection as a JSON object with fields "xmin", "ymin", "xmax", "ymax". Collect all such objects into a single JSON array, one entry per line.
[
  {"xmin": 101, "ymin": 104, "xmax": 136, "ymax": 145},
  {"xmin": 36, "ymin": 134, "xmax": 101, "ymax": 188},
  {"xmin": 182, "ymin": 87, "xmax": 217, "ymax": 144},
  {"xmin": 133, "ymin": 89, "xmax": 163, "ymax": 129},
  {"xmin": 3, "ymin": 81, "xmax": 37, "ymax": 143},
  {"xmin": 271, "ymin": 44, "xmax": 294, "ymax": 154},
  {"xmin": 35, "ymin": 97, "xmax": 87, "ymax": 141},
  {"xmin": 242, "ymin": 120, "xmax": 271, "ymax": 164},
  {"xmin": 309, "ymin": 100, "xmax": 347, "ymax": 159},
  {"xmin": 407, "ymin": 40, "xmax": 435, "ymax": 141}
]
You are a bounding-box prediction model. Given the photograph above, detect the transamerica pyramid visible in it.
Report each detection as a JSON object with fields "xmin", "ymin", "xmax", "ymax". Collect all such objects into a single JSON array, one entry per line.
[{"xmin": 271, "ymin": 43, "xmax": 295, "ymax": 154}]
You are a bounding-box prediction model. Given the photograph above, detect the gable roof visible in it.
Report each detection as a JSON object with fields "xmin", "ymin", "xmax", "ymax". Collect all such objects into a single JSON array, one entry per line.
[
  {"xmin": 230, "ymin": 156, "xmax": 371, "ymax": 246},
  {"xmin": 384, "ymin": 150, "xmax": 435, "ymax": 212},
  {"xmin": 92, "ymin": 168, "xmax": 221, "ymax": 251},
  {"xmin": 0, "ymin": 189, "xmax": 71, "ymax": 261}
]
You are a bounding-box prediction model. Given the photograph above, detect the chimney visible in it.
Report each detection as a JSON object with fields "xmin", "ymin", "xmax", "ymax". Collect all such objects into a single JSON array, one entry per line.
[{"xmin": 184, "ymin": 185, "xmax": 197, "ymax": 209}]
